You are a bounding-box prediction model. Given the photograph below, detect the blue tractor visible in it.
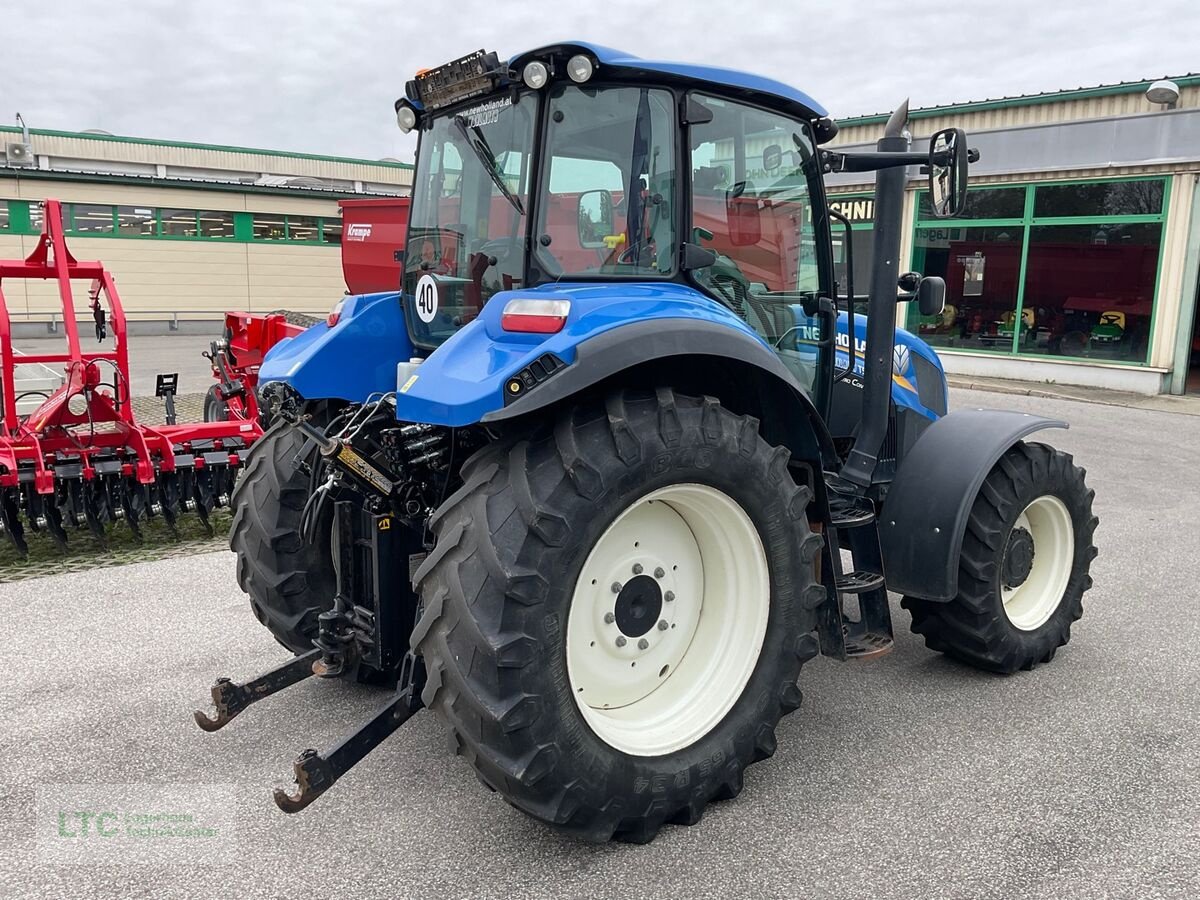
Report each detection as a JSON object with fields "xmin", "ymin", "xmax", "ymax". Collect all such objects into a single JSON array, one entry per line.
[{"xmin": 197, "ymin": 44, "xmax": 1098, "ymax": 842}]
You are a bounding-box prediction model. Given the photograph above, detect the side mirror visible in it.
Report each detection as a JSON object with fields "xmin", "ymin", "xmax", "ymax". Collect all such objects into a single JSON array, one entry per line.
[
  {"xmin": 927, "ymin": 127, "xmax": 969, "ymax": 218},
  {"xmin": 577, "ymin": 189, "xmax": 614, "ymax": 250},
  {"xmin": 762, "ymin": 144, "xmax": 783, "ymax": 173},
  {"xmin": 917, "ymin": 276, "xmax": 946, "ymax": 317}
]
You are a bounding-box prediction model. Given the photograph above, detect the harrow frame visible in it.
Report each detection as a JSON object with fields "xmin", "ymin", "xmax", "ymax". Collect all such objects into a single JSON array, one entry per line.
[{"xmin": 0, "ymin": 199, "xmax": 263, "ymax": 554}]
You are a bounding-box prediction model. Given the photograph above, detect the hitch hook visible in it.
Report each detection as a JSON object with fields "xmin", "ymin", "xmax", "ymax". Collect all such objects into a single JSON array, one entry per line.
[{"xmin": 193, "ymin": 649, "xmax": 321, "ymax": 732}]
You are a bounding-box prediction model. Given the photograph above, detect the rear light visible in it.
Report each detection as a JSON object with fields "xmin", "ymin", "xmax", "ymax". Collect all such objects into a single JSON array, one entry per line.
[
  {"xmin": 327, "ymin": 298, "xmax": 346, "ymax": 327},
  {"xmin": 501, "ymin": 298, "xmax": 570, "ymax": 334}
]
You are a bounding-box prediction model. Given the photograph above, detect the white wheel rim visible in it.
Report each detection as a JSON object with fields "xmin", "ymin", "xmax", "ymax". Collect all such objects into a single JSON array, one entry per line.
[
  {"xmin": 565, "ymin": 484, "xmax": 770, "ymax": 757},
  {"xmin": 1001, "ymin": 494, "xmax": 1074, "ymax": 631}
]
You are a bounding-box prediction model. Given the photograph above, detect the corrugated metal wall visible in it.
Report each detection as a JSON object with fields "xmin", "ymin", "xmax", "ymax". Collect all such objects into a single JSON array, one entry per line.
[
  {"xmin": 16, "ymin": 133, "xmax": 412, "ymax": 188},
  {"xmin": 0, "ymin": 181, "xmax": 346, "ymax": 319},
  {"xmin": 831, "ymin": 84, "xmax": 1200, "ymax": 146}
]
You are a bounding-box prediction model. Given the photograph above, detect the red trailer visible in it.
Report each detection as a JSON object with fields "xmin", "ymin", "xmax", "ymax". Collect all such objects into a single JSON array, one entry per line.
[{"xmin": 203, "ymin": 196, "xmax": 410, "ymax": 423}]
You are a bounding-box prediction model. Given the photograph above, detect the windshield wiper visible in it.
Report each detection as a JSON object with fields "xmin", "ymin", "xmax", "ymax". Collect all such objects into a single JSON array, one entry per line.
[{"xmin": 453, "ymin": 115, "xmax": 525, "ymax": 216}]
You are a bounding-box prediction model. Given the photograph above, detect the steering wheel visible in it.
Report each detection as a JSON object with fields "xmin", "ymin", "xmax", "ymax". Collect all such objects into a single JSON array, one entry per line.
[
  {"xmin": 476, "ymin": 237, "xmax": 523, "ymax": 268},
  {"xmin": 1100, "ymin": 313, "xmax": 1122, "ymax": 326}
]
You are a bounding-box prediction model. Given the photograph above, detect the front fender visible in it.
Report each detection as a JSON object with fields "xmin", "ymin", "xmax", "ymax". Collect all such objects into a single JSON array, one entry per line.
[{"xmin": 879, "ymin": 409, "xmax": 1067, "ymax": 601}]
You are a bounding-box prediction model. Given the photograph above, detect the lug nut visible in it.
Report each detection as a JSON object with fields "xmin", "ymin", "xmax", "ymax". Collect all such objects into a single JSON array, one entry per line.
[
  {"xmin": 632, "ymin": 563, "xmax": 643, "ymax": 575},
  {"xmin": 604, "ymin": 612, "xmax": 616, "ymax": 624},
  {"xmin": 665, "ymin": 591, "xmax": 675, "ymax": 602},
  {"xmin": 637, "ymin": 638, "xmax": 649, "ymax": 650},
  {"xmin": 657, "ymin": 619, "xmax": 668, "ymax": 631},
  {"xmin": 616, "ymin": 636, "xmax": 627, "ymax": 648},
  {"xmin": 611, "ymin": 582, "xmax": 622, "ymax": 594},
  {"xmin": 654, "ymin": 567, "xmax": 665, "ymax": 579}
]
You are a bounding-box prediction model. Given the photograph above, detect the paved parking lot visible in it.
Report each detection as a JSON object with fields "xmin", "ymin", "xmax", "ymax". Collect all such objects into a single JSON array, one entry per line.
[
  {"xmin": 0, "ymin": 388, "xmax": 1197, "ymax": 899},
  {"xmin": 14, "ymin": 332, "xmax": 221, "ymax": 399}
]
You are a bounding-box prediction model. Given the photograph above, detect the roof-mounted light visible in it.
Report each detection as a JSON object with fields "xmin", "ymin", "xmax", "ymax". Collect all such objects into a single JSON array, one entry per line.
[
  {"xmin": 395, "ymin": 103, "xmax": 418, "ymax": 134},
  {"xmin": 566, "ymin": 55, "xmax": 594, "ymax": 84},
  {"xmin": 522, "ymin": 60, "xmax": 549, "ymax": 90}
]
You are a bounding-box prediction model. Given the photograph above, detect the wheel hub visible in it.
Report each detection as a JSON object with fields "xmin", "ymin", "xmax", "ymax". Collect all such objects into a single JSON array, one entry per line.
[
  {"xmin": 1000, "ymin": 495, "xmax": 1075, "ymax": 632},
  {"xmin": 565, "ymin": 483, "xmax": 771, "ymax": 756},
  {"xmin": 614, "ymin": 575, "xmax": 663, "ymax": 638},
  {"xmin": 1001, "ymin": 526, "xmax": 1036, "ymax": 588}
]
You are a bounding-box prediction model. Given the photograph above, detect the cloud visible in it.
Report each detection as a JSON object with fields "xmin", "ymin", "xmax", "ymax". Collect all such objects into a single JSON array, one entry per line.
[{"xmin": 5, "ymin": 0, "xmax": 1197, "ymax": 161}]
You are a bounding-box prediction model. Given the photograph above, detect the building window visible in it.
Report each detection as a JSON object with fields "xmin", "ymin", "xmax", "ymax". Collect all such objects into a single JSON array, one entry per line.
[
  {"xmin": 0, "ymin": 201, "xmax": 10, "ymax": 231},
  {"xmin": 1021, "ymin": 222, "xmax": 1160, "ymax": 361},
  {"xmin": 161, "ymin": 208, "xmax": 200, "ymax": 237},
  {"xmin": 116, "ymin": 206, "xmax": 156, "ymax": 236},
  {"xmin": 252, "ymin": 214, "xmax": 288, "ymax": 241},
  {"xmin": 287, "ymin": 215, "xmax": 319, "ymax": 242},
  {"xmin": 322, "ymin": 220, "xmax": 343, "ymax": 244},
  {"xmin": 919, "ymin": 186, "xmax": 1025, "ymax": 221},
  {"xmin": 912, "ymin": 226, "xmax": 1025, "ymax": 354},
  {"xmin": 828, "ymin": 193, "xmax": 876, "ymax": 302},
  {"xmin": 197, "ymin": 211, "xmax": 235, "ymax": 238},
  {"xmin": 69, "ymin": 204, "xmax": 115, "ymax": 234},
  {"xmin": 909, "ymin": 177, "xmax": 1168, "ymax": 366},
  {"xmin": 1033, "ymin": 181, "xmax": 1164, "ymax": 218}
]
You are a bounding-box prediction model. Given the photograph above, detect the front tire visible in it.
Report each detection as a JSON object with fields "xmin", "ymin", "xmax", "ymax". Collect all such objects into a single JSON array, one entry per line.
[
  {"xmin": 412, "ymin": 390, "xmax": 824, "ymax": 842},
  {"xmin": 902, "ymin": 441, "xmax": 1098, "ymax": 674}
]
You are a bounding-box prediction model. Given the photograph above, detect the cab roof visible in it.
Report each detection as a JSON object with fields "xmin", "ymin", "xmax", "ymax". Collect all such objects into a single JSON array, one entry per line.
[{"xmin": 510, "ymin": 42, "xmax": 829, "ymax": 120}]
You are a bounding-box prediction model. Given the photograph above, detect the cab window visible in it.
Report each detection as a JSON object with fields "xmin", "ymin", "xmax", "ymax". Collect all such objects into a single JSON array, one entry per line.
[
  {"xmin": 534, "ymin": 84, "xmax": 677, "ymax": 279},
  {"xmin": 688, "ymin": 94, "xmax": 825, "ymax": 389}
]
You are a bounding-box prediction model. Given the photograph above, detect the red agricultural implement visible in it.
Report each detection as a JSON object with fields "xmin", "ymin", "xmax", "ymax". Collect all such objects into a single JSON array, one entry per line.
[
  {"xmin": 0, "ymin": 200, "xmax": 261, "ymax": 555},
  {"xmin": 200, "ymin": 196, "xmax": 410, "ymax": 425}
]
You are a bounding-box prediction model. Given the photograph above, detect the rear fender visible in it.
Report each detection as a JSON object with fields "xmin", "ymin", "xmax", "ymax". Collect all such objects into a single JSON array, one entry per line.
[
  {"xmin": 258, "ymin": 292, "xmax": 413, "ymax": 403},
  {"xmin": 879, "ymin": 409, "xmax": 1068, "ymax": 601}
]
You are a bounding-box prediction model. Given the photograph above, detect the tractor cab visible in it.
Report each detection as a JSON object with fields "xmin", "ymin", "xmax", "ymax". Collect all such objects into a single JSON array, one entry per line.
[{"xmin": 396, "ymin": 44, "xmax": 837, "ymax": 400}]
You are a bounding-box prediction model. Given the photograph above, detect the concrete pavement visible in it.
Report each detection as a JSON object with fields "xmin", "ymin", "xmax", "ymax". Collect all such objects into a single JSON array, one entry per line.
[{"xmin": 0, "ymin": 388, "xmax": 1197, "ymax": 899}]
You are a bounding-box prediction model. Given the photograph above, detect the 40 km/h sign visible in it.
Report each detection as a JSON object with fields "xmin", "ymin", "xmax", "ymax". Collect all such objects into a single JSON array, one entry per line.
[{"xmin": 415, "ymin": 274, "xmax": 439, "ymax": 323}]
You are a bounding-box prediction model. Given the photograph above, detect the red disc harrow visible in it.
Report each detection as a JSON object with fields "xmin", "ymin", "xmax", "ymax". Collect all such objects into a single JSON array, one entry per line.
[{"xmin": 0, "ymin": 199, "xmax": 264, "ymax": 554}]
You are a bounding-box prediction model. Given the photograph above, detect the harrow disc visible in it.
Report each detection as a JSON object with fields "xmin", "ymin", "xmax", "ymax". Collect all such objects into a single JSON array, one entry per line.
[{"xmin": 0, "ymin": 454, "xmax": 242, "ymax": 558}]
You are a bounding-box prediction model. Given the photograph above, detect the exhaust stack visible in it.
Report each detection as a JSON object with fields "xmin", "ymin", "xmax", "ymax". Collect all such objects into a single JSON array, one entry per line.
[{"xmin": 839, "ymin": 100, "xmax": 911, "ymax": 489}]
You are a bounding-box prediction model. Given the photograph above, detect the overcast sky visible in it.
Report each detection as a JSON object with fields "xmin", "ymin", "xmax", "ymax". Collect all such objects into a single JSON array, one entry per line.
[{"xmin": 4, "ymin": 0, "xmax": 1197, "ymax": 162}]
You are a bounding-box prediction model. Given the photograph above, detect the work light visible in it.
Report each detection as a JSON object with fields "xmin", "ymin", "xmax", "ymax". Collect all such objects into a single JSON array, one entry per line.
[
  {"xmin": 522, "ymin": 61, "xmax": 549, "ymax": 90},
  {"xmin": 567, "ymin": 55, "xmax": 594, "ymax": 84},
  {"xmin": 395, "ymin": 104, "xmax": 418, "ymax": 134}
]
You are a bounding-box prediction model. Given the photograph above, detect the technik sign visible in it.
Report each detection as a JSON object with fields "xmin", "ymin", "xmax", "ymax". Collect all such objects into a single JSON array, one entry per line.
[{"xmin": 828, "ymin": 198, "xmax": 875, "ymax": 225}]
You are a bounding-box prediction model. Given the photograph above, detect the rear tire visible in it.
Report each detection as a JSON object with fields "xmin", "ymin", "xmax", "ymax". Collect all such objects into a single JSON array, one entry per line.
[
  {"xmin": 412, "ymin": 390, "xmax": 823, "ymax": 842},
  {"xmin": 902, "ymin": 441, "xmax": 1098, "ymax": 674},
  {"xmin": 229, "ymin": 421, "xmax": 335, "ymax": 653}
]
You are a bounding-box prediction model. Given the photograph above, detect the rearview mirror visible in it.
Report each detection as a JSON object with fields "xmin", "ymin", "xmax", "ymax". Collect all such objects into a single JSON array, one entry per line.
[
  {"xmin": 727, "ymin": 182, "xmax": 761, "ymax": 247},
  {"xmin": 927, "ymin": 127, "xmax": 969, "ymax": 218},
  {"xmin": 762, "ymin": 144, "xmax": 783, "ymax": 173},
  {"xmin": 917, "ymin": 276, "xmax": 946, "ymax": 317},
  {"xmin": 577, "ymin": 189, "xmax": 614, "ymax": 250}
]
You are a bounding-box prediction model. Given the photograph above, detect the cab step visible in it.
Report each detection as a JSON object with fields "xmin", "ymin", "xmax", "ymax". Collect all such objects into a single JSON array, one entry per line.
[
  {"xmin": 843, "ymin": 621, "xmax": 895, "ymax": 660},
  {"xmin": 815, "ymin": 478, "xmax": 894, "ymax": 661},
  {"xmin": 835, "ymin": 570, "xmax": 886, "ymax": 594},
  {"xmin": 829, "ymin": 506, "xmax": 876, "ymax": 529}
]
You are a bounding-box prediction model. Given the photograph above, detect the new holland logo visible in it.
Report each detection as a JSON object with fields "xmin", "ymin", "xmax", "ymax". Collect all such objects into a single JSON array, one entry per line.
[
  {"xmin": 346, "ymin": 224, "xmax": 373, "ymax": 242},
  {"xmin": 893, "ymin": 345, "xmax": 911, "ymax": 376}
]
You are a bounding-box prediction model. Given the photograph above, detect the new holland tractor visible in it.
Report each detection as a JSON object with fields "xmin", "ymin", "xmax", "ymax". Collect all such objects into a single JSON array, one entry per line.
[{"xmin": 196, "ymin": 43, "xmax": 1098, "ymax": 842}]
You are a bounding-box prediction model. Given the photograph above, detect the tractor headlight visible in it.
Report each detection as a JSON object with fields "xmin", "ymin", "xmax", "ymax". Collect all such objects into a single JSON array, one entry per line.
[
  {"xmin": 395, "ymin": 103, "xmax": 418, "ymax": 134},
  {"xmin": 522, "ymin": 61, "xmax": 549, "ymax": 90},
  {"xmin": 566, "ymin": 54, "xmax": 594, "ymax": 83}
]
